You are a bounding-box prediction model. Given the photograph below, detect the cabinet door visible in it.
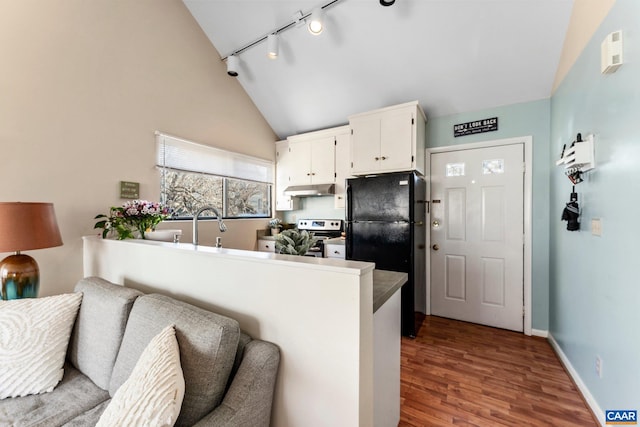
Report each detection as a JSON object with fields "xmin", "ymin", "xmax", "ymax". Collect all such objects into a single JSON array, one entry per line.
[
  {"xmin": 325, "ymin": 244, "xmax": 345, "ymax": 259},
  {"xmin": 288, "ymin": 140, "xmax": 312, "ymax": 185},
  {"xmin": 379, "ymin": 108, "xmax": 414, "ymax": 173},
  {"xmin": 310, "ymin": 136, "xmax": 335, "ymax": 184},
  {"xmin": 258, "ymin": 239, "xmax": 276, "ymax": 252},
  {"xmin": 275, "ymin": 140, "xmax": 298, "ymax": 211},
  {"xmin": 350, "ymin": 115, "xmax": 381, "ymax": 175},
  {"xmin": 334, "ymin": 132, "xmax": 351, "ymax": 209}
]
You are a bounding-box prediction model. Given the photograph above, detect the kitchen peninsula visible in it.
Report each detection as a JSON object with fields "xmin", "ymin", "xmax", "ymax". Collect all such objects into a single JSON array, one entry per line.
[{"xmin": 83, "ymin": 236, "xmax": 406, "ymax": 427}]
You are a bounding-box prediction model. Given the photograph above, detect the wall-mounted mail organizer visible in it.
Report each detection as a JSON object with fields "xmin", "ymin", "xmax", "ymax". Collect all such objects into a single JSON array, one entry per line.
[{"xmin": 556, "ymin": 133, "xmax": 595, "ymax": 184}]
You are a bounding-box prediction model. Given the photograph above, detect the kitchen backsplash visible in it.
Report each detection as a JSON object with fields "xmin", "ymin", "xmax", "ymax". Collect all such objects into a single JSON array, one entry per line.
[{"xmin": 281, "ymin": 196, "xmax": 345, "ymax": 224}]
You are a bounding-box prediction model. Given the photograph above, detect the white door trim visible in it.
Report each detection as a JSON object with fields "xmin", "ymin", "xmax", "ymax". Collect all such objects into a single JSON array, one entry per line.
[{"xmin": 426, "ymin": 136, "xmax": 533, "ymax": 336}]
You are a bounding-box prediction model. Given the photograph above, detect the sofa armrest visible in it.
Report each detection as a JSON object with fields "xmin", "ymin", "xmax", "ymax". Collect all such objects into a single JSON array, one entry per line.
[{"xmin": 193, "ymin": 339, "xmax": 280, "ymax": 427}]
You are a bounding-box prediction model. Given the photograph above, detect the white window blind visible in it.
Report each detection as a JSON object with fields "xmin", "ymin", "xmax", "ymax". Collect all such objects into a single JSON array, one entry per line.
[{"xmin": 155, "ymin": 132, "xmax": 273, "ymax": 183}]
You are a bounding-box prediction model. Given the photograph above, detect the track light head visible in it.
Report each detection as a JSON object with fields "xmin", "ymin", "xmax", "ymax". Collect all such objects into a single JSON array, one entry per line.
[
  {"xmin": 380, "ymin": 0, "xmax": 395, "ymax": 5},
  {"xmin": 227, "ymin": 55, "xmax": 239, "ymax": 77},
  {"xmin": 267, "ymin": 34, "xmax": 279, "ymax": 59},
  {"xmin": 308, "ymin": 7, "xmax": 324, "ymax": 35}
]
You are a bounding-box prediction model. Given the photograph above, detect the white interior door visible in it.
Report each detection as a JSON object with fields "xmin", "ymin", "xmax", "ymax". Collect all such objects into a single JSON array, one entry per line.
[{"xmin": 430, "ymin": 144, "xmax": 524, "ymax": 332}]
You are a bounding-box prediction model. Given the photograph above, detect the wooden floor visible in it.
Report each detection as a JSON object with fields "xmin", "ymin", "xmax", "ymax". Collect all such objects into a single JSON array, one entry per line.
[{"xmin": 399, "ymin": 316, "xmax": 598, "ymax": 427}]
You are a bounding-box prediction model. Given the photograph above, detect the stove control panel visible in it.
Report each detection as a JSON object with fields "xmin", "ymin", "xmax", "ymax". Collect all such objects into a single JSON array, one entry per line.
[{"xmin": 297, "ymin": 219, "xmax": 343, "ymax": 232}]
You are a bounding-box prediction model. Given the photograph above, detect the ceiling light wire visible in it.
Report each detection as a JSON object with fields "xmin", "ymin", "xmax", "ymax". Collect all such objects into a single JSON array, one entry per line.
[{"xmin": 220, "ymin": 0, "xmax": 342, "ymax": 62}]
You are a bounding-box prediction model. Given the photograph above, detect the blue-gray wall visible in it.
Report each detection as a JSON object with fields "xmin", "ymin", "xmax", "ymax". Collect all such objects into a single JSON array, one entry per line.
[
  {"xmin": 549, "ymin": 0, "xmax": 640, "ymax": 411},
  {"xmin": 427, "ymin": 99, "xmax": 551, "ymax": 331}
]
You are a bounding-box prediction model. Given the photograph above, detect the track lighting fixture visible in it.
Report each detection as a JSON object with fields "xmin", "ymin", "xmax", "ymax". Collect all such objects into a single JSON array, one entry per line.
[
  {"xmin": 308, "ymin": 7, "xmax": 324, "ymax": 35},
  {"xmin": 226, "ymin": 55, "xmax": 239, "ymax": 77},
  {"xmin": 221, "ymin": 0, "xmax": 344, "ymax": 76},
  {"xmin": 380, "ymin": 0, "xmax": 395, "ymax": 5},
  {"xmin": 267, "ymin": 34, "xmax": 279, "ymax": 59}
]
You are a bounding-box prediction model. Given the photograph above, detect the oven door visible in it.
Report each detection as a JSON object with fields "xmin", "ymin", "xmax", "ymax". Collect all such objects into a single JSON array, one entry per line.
[{"xmin": 304, "ymin": 240, "xmax": 325, "ymax": 257}]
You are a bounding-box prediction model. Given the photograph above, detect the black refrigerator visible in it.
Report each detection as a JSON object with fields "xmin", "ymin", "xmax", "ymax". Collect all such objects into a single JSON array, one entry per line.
[{"xmin": 345, "ymin": 171, "xmax": 426, "ymax": 337}]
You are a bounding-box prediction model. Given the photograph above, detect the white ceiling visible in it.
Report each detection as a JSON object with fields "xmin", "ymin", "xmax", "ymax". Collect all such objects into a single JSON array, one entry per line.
[{"xmin": 184, "ymin": 0, "xmax": 574, "ymax": 139}]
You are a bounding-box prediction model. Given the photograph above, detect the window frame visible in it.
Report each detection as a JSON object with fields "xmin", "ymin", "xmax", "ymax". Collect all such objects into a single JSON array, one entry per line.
[{"xmin": 156, "ymin": 132, "xmax": 273, "ymax": 220}]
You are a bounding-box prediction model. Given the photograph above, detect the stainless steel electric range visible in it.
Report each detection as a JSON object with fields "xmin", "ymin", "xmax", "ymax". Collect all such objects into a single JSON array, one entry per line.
[{"xmin": 296, "ymin": 219, "xmax": 343, "ymax": 257}]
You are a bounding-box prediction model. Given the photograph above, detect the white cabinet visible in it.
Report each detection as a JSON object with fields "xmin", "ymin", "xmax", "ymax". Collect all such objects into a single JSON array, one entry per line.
[
  {"xmin": 287, "ymin": 133, "xmax": 335, "ymax": 186},
  {"xmin": 333, "ymin": 127, "xmax": 351, "ymax": 209},
  {"xmin": 258, "ymin": 239, "xmax": 276, "ymax": 253},
  {"xmin": 324, "ymin": 243, "xmax": 345, "ymax": 259},
  {"xmin": 349, "ymin": 101, "xmax": 426, "ymax": 176},
  {"xmin": 275, "ymin": 140, "xmax": 299, "ymax": 211}
]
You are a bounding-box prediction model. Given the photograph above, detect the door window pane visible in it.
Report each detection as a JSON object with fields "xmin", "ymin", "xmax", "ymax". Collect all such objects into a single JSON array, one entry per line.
[
  {"xmin": 446, "ymin": 162, "xmax": 465, "ymax": 177},
  {"xmin": 483, "ymin": 159, "xmax": 504, "ymax": 174}
]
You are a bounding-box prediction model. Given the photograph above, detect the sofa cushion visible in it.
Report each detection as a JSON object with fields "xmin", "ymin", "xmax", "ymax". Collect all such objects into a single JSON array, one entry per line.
[
  {"xmin": 69, "ymin": 277, "xmax": 143, "ymax": 390},
  {"xmin": 109, "ymin": 293, "xmax": 240, "ymax": 427},
  {"xmin": 0, "ymin": 292, "xmax": 82, "ymax": 399},
  {"xmin": 97, "ymin": 325, "xmax": 184, "ymax": 427},
  {"xmin": 0, "ymin": 364, "xmax": 110, "ymax": 427}
]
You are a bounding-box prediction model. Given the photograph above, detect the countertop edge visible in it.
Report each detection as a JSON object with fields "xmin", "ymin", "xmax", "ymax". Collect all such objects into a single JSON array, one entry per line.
[{"xmin": 372, "ymin": 270, "xmax": 408, "ymax": 313}]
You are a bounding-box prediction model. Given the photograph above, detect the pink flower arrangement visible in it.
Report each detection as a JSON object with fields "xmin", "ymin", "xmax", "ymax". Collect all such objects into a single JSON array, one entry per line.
[{"xmin": 95, "ymin": 200, "xmax": 170, "ymax": 240}]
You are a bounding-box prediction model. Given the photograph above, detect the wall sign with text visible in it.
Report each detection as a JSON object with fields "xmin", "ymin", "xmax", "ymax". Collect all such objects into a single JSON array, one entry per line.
[
  {"xmin": 120, "ymin": 181, "xmax": 140, "ymax": 199},
  {"xmin": 454, "ymin": 117, "xmax": 498, "ymax": 137}
]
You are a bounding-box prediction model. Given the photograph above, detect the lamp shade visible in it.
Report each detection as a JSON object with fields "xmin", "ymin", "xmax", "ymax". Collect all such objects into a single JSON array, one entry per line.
[{"xmin": 0, "ymin": 202, "xmax": 63, "ymax": 253}]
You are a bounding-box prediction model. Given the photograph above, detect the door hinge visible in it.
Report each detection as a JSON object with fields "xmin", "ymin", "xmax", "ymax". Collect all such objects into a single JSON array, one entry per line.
[
  {"xmin": 350, "ymin": 161, "xmax": 353, "ymax": 168},
  {"xmin": 411, "ymin": 155, "xmax": 415, "ymax": 163},
  {"xmin": 351, "ymin": 129, "xmax": 354, "ymax": 135},
  {"xmin": 522, "ymin": 162, "xmax": 526, "ymax": 173},
  {"xmin": 334, "ymin": 172, "xmax": 337, "ymax": 178},
  {"xmin": 411, "ymin": 118, "xmax": 415, "ymax": 125}
]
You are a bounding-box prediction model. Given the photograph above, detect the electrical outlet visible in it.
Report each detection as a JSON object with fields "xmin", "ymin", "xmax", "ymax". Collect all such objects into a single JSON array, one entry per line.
[
  {"xmin": 595, "ymin": 356, "xmax": 603, "ymax": 378},
  {"xmin": 592, "ymin": 218, "xmax": 602, "ymax": 236}
]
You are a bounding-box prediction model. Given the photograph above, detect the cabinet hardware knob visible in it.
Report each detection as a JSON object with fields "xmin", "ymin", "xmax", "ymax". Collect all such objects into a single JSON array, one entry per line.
[
  {"xmin": 432, "ymin": 244, "xmax": 439, "ymax": 251},
  {"xmin": 374, "ymin": 157, "xmax": 380, "ymax": 161},
  {"xmin": 381, "ymin": 156, "xmax": 387, "ymax": 160}
]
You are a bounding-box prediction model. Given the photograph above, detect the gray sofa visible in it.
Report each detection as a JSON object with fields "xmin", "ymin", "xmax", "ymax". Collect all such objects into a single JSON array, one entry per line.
[{"xmin": 0, "ymin": 277, "xmax": 280, "ymax": 427}]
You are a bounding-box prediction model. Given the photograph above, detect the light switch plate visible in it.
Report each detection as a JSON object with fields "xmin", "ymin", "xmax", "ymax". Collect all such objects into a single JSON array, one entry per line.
[{"xmin": 591, "ymin": 218, "xmax": 602, "ymax": 236}]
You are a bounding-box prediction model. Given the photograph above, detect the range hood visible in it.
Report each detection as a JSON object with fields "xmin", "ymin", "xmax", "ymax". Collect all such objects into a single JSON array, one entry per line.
[{"xmin": 283, "ymin": 183, "xmax": 335, "ymax": 197}]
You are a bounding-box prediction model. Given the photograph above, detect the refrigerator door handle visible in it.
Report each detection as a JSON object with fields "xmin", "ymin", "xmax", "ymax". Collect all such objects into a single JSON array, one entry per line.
[{"xmin": 345, "ymin": 184, "xmax": 352, "ymax": 221}]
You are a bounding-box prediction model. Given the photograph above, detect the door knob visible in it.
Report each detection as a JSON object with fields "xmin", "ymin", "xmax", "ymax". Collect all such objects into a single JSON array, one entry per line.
[{"xmin": 432, "ymin": 244, "xmax": 439, "ymax": 251}]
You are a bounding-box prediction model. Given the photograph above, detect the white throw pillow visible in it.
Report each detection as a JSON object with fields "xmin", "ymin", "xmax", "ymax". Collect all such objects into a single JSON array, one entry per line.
[
  {"xmin": 96, "ymin": 325, "xmax": 185, "ymax": 427},
  {"xmin": 0, "ymin": 292, "xmax": 83, "ymax": 399}
]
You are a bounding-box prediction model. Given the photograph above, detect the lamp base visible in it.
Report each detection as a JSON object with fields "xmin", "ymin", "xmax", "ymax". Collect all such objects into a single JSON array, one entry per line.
[{"xmin": 0, "ymin": 253, "xmax": 39, "ymax": 300}]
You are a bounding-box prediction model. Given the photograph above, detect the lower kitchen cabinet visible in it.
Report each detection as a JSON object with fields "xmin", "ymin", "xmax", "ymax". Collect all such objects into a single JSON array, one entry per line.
[
  {"xmin": 324, "ymin": 243, "xmax": 345, "ymax": 259},
  {"xmin": 258, "ymin": 239, "xmax": 276, "ymax": 253}
]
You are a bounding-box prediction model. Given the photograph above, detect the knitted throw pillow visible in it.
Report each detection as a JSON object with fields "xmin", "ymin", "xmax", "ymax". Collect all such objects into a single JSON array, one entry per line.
[{"xmin": 0, "ymin": 292, "xmax": 83, "ymax": 399}]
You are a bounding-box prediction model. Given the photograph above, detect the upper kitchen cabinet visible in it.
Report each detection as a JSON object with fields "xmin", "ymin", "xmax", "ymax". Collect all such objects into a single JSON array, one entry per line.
[
  {"xmin": 349, "ymin": 101, "xmax": 426, "ymax": 176},
  {"xmin": 275, "ymin": 140, "xmax": 299, "ymax": 211},
  {"xmin": 287, "ymin": 130, "xmax": 335, "ymax": 185},
  {"xmin": 333, "ymin": 126, "xmax": 351, "ymax": 209}
]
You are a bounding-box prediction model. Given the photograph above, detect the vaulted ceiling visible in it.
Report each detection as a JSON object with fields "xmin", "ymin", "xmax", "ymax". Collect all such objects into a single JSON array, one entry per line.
[{"xmin": 184, "ymin": 0, "xmax": 574, "ymax": 139}]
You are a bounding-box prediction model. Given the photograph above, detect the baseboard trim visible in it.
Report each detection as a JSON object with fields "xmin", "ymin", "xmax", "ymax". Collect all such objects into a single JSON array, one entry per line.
[
  {"xmin": 547, "ymin": 332, "xmax": 605, "ymax": 427},
  {"xmin": 531, "ymin": 328, "xmax": 548, "ymax": 338}
]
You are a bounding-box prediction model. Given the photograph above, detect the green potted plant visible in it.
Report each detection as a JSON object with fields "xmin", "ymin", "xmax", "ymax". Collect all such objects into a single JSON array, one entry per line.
[
  {"xmin": 269, "ymin": 218, "xmax": 283, "ymax": 235},
  {"xmin": 275, "ymin": 229, "xmax": 317, "ymax": 256}
]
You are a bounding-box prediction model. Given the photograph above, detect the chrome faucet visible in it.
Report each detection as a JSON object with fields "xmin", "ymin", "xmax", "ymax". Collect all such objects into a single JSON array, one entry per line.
[{"xmin": 193, "ymin": 206, "xmax": 227, "ymax": 246}]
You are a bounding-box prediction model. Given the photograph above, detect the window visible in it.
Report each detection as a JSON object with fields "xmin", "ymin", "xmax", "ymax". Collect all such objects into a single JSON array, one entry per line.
[
  {"xmin": 446, "ymin": 162, "xmax": 465, "ymax": 177},
  {"xmin": 156, "ymin": 132, "xmax": 273, "ymax": 219}
]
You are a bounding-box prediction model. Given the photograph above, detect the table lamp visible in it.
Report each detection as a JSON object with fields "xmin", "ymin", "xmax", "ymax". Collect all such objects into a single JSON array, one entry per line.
[{"xmin": 0, "ymin": 202, "xmax": 63, "ymax": 300}]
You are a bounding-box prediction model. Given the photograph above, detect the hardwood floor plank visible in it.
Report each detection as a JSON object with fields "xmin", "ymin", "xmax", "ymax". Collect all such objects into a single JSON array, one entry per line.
[{"xmin": 399, "ymin": 316, "xmax": 598, "ymax": 427}]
